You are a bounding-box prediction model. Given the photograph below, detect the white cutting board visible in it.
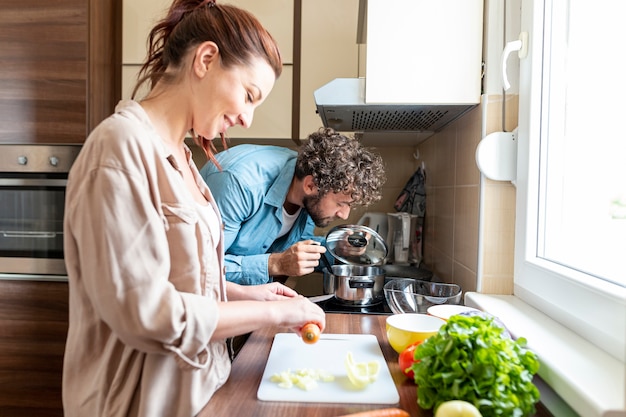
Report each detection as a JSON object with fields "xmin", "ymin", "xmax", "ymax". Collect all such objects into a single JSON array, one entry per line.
[{"xmin": 257, "ymin": 333, "xmax": 399, "ymax": 404}]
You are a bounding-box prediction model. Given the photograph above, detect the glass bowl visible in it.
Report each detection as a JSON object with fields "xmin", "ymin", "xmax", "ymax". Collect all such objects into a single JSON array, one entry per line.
[{"xmin": 384, "ymin": 278, "xmax": 462, "ymax": 314}]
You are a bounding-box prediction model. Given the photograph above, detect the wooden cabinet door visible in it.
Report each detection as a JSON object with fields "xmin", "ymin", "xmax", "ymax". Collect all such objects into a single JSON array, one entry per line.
[
  {"xmin": 299, "ymin": 0, "xmax": 360, "ymax": 140},
  {"xmin": 216, "ymin": 0, "xmax": 295, "ymax": 141},
  {"xmin": 0, "ymin": 280, "xmax": 69, "ymax": 417},
  {"xmin": 0, "ymin": 0, "xmax": 120, "ymax": 144}
]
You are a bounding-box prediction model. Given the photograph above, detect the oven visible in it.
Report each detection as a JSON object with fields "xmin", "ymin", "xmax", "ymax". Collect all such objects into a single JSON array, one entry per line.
[{"xmin": 0, "ymin": 144, "xmax": 81, "ymax": 281}]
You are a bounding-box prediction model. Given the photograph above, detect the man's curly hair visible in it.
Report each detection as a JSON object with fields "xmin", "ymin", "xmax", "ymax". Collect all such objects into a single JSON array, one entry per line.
[{"xmin": 294, "ymin": 127, "xmax": 386, "ymax": 206}]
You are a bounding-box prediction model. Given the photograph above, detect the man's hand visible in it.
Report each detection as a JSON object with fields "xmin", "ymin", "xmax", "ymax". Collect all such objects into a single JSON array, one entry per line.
[{"xmin": 268, "ymin": 240, "xmax": 326, "ymax": 277}]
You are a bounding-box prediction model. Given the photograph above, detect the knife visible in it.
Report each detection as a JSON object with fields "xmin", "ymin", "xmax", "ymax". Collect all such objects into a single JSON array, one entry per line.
[
  {"xmin": 318, "ymin": 334, "xmax": 353, "ymax": 341},
  {"xmin": 307, "ymin": 294, "xmax": 334, "ymax": 303}
]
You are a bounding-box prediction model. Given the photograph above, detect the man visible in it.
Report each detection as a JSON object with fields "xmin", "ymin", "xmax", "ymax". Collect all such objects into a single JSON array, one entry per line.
[{"xmin": 200, "ymin": 127, "xmax": 386, "ymax": 285}]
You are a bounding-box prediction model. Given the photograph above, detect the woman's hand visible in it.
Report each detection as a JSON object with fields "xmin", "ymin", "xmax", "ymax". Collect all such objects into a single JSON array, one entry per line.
[
  {"xmin": 249, "ymin": 282, "xmax": 299, "ymax": 301},
  {"xmin": 281, "ymin": 297, "xmax": 326, "ymax": 335},
  {"xmin": 218, "ymin": 283, "xmax": 325, "ymax": 340},
  {"xmin": 226, "ymin": 281, "xmax": 298, "ymax": 301}
]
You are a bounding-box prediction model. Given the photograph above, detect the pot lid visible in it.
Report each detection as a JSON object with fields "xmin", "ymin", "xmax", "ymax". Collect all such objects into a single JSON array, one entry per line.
[{"xmin": 325, "ymin": 224, "xmax": 388, "ymax": 266}]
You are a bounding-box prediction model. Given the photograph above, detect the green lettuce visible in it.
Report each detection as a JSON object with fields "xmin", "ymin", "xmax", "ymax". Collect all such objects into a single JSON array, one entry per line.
[{"xmin": 412, "ymin": 314, "xmax": 540, "ymax": 417}]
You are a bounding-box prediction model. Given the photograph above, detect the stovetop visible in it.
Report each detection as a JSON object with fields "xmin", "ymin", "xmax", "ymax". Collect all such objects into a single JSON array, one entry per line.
[{"xmin": 315, "ymin": 296, "xmax": 392, "ymax": 315}]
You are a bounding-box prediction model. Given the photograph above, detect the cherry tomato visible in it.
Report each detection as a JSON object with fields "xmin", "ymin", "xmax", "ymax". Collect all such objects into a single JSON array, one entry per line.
[
  {"xmin": 398, "ymin": 341, "xmax": 422, "ymax": 380},
  {"xmin": 301, "ymin": 323, "xmax": 321, "ymax": 344}
]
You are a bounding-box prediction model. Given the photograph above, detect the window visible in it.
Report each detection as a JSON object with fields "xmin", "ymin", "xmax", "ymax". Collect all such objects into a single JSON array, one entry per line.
[{"xmin": 515, "ymin": 0, "xmax": 626, "ymax": 362}]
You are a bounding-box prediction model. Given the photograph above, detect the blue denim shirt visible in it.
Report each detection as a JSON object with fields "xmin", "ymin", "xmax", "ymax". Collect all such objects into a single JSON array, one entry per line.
[{"xmin": 199, "ymin": 145, "xmax": 324, "ymax": 284}]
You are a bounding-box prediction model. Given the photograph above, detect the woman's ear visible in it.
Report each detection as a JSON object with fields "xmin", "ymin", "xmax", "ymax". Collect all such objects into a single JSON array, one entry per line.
[{"xmin": 194, "ymin": 41, "xmax": 219, "ymax": 76}]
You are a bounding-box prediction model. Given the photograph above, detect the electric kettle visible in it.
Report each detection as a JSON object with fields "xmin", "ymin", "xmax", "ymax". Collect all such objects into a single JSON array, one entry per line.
[{"xmin": 387, "ymin": 212, "xmax": 420, "ymax": 265}]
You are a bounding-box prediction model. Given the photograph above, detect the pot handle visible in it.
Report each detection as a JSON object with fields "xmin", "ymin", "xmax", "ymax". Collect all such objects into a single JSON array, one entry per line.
[{"xmin": 349, "ymin": 279, "xmax": 375, "ymax": 289}]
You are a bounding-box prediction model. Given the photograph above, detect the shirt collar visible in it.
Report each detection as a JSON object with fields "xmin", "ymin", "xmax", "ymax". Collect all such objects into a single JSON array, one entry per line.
[{"xmin": 265, "ymin": 158, "xmax": 297, "ymax": 208}]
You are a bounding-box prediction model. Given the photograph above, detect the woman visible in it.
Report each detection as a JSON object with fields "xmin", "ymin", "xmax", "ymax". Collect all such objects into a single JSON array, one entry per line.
[{"xmin": 62, "ymin": 1, "xmax": 325, "ymax": 416}]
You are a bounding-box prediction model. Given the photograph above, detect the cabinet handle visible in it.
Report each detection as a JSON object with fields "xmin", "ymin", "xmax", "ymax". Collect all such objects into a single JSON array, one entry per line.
[{"xmin": 2, "ymin": 231, "xmax": 58, "ymax": 239}]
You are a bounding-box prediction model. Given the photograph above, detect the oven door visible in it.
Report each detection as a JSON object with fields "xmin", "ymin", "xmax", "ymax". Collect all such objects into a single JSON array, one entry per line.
[{"xmin": 0, "ymin": 175, "xmax": 68, "ymax": 280}]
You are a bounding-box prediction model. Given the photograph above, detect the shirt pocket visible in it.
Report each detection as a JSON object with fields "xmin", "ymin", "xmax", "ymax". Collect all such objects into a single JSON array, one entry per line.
[
  {"xmin": 161, "ymin": 202, "xmax": 201, "ymax": 293},
  {"xmin": 162, "ymin": 203, "xmax": 198, "ymax": 227}
]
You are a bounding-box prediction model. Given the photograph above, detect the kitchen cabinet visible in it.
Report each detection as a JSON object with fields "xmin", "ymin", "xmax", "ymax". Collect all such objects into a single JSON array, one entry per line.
[
  {"xmin": 230, "ymin": 0, "xmax": 361, "ymax": 141},
  {"xmin": 121, "ymin": 0, "xmax": 170, "ymax": 100},
  {"xmin": 0, "ymin": 280, "xmax": 69, "ymax": 417},
  {"xmin": 122, "ymin": 0, "xmax": 294, "ymax": 141},
  {"xmin": 121, "ymin": 0, "xmax": 361, "ymax": 142},
  {"xmin": 299, "ymin": 0, "xmax": 361, "ymax": 139},
  {"xmin": 0, "ymin": 0, "xmax": 121, "ymax": 144}
]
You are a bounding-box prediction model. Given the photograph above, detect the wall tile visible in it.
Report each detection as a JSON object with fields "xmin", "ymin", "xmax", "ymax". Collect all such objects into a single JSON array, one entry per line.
[
  {"xmin": 424, "ymin": 185, "xmax": 437, "ymax": 248},
  {"xmin": 431, "ymin": 247, "xmax": 454, "ymax": 282},
  {"xmin": 454, "ymin": 262, "xmax": 478, "ymax": 293},
  {"xmin": 454, "ymin": 185, "xmax": 479, "ymax": 272},
  {"xmin": 376, "ymin": 146, "xmax": 420, "ymax": 188},
  {"xmin": 433, "ymin": 186, "xmax": 455, "ymax": 257},
  {"xmin": 433, "ymin": 127, "xmax": 457, "ymax": 187},
  {"xmin": 456, "ymin": 105, "xmax": 482, "ymax": 187}
]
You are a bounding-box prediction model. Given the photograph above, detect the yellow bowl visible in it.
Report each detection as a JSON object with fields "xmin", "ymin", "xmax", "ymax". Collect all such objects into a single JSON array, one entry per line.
[{"xmin": 385, "ymin": 313, "xmax": 446, "ymax": 353}]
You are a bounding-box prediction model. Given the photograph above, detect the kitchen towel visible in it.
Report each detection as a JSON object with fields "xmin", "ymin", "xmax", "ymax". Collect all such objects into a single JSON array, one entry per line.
[{"xmin": 394, "ymin": 166, "xmax": 426, "ymax": 265}]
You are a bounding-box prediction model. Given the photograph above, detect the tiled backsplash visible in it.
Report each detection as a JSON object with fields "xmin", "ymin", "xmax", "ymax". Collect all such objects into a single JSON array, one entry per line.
[{"xmin": 390, "ymin": 94, "xmax": 518, "ymax": 296}]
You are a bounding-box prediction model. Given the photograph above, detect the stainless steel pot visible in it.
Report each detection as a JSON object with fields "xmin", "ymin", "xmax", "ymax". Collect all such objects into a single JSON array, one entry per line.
[
  {"xmin": 322, "ymin": 224, "xmax": 388, "ymax": 306},
  {"xmin": 323, "ymin": 264, "xmax": 385, "ymax": 306}
]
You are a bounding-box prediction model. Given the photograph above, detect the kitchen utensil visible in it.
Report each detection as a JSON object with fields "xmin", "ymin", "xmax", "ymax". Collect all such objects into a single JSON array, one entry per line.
[
  {"xmin": 320, "ymin": 251, "xmax": 334, "ymax": 272},
  {"xmin": 383, "ymin": 278, "xmax": 462, "ymax": 314},
  {"xmin": 257, "ymin": 333, "xmax": 399, "ymax": 404},
  {"xmin": 385, "ymin": 313, "xmax": 446, "ymax": 353},
  {"xmin": 322, "ymin": 224, "xmax": 388, "ymax": 306},
  {"xmin": 323, "ymin": 265, "xmax": 385, "ymax": 306},
  {"xmin": 325, "ymin": 224, "xmax": 387, "ymax": 266},
  {"xmin": 307, "ymin": 294, "xmax": 334, "ymax": 303}
]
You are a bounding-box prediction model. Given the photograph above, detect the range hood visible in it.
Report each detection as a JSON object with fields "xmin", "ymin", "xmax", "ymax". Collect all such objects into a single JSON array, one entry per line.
[
  {"xmin": 314, "ymin": 78, "xmax": 476, "ymax": 135},
  {"xmin": 313, "ymin": 0, "xmax": 483, "ymax": 142}
]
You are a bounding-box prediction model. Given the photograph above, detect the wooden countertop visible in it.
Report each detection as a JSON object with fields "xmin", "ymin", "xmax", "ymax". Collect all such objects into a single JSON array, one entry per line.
[
  {"xmin": 198, "ymin": 313, "xmax": 554, "ymax": 417},
  {"xmin": 198, "ymin": 313, "xmax": 429, "ymax": 417}
]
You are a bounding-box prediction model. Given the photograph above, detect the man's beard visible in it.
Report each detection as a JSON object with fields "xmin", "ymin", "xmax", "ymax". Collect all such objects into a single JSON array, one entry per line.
[{"xmin": 303, "ymin": 194, "xmax": 333, "ymax": 227}]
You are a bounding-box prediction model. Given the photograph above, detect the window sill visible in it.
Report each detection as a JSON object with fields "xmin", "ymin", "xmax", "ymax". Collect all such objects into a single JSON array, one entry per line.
[{"xmin": 465, "ymin": 292, "xmax": 626, "ymax": 417}]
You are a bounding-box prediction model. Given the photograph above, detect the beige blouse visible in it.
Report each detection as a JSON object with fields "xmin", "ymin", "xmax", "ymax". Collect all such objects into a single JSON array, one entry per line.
[{"xmin": 62, "ymin": 100, "xmax": 230, "ymax": 417}]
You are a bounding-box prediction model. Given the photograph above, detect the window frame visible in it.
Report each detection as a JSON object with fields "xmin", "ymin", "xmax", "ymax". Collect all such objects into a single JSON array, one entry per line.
[{"xmin": 514, "ymin": 0, "xmax": 626, "ymax": 362}]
